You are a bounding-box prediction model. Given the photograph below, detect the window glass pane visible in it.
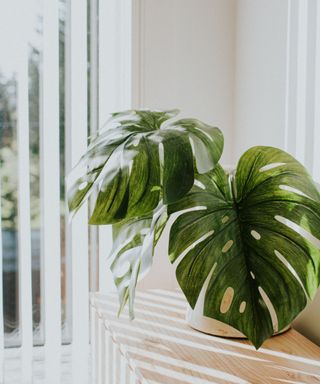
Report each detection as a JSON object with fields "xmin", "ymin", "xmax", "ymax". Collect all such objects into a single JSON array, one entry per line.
[
  {"xmin": 0, "ymin": 72, "xmax": 19, "ymax": 346},
  {"xmin": 0, "ymin": 1, "xmax": 20, "ymax": 346}
]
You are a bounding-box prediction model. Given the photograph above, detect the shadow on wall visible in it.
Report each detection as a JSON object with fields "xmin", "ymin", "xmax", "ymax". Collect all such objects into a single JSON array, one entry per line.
[{"xmin": 293, "ymin": 288, "xmax": 320, "ymax": 346}]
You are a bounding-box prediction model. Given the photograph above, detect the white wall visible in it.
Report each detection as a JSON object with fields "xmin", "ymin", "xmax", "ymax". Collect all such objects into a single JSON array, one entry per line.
[
  {"xmin": 233, "ymin": 0, "xmax": 288, "ymax": 163},
  {"xmin": 134, "ymin": 0, "xmax": 236, "ymax": 290}
]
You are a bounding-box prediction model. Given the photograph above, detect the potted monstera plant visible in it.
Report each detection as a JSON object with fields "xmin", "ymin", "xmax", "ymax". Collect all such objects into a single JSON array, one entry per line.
[{"xmin": 68, "ymin": 109, "xmax": 320, "ymax": 349}]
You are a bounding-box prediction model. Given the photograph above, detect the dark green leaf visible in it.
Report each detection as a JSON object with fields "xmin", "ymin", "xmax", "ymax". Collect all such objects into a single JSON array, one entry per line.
[
  {"xmin": 169, "ymin": 147, "xmax": 320, "ymax": 349},
  {"xmin": 160, "ymin": 131, "xmax": 194, "ymax": 203}
]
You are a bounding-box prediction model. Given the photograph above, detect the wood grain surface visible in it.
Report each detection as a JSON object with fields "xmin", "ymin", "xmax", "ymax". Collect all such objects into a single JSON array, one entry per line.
[{"xmin": 91, "ymin": 289, "xmax": 320, "ymax": 384}]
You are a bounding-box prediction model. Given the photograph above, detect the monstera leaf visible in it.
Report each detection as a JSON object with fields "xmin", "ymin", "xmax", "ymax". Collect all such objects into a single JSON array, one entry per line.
[
  {"xmin": 168, "ymin": 146, "xmax": 320, "ymax": 348},
  {"xmin": 67, "ymin": 109, "xmax": 223, "ymax": 224},
  {"xmin": 110, "ymin": 205, "xmax": 167, "ymax": 318}
]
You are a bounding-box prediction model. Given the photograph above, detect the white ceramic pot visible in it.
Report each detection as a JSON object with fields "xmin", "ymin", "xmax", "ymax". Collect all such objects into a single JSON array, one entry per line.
[
  {"xmin": 185, "ymin": 285, "xmax": 246, "ymax": 337},
  {"xmin": 185, "ymin": 286, "xmax": 290, "ymax": 338},
  {"xmin": 186, "ymin": 305, "xmax": 245, "ymax": 337}
]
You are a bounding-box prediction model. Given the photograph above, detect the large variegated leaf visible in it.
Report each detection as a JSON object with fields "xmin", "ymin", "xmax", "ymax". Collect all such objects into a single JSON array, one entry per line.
[
  {"xmin": 110, "ymin": 205, "xmax": 167, "ymax": 318},
  {"xmin": 67, "ymin": 110, "xmax": 223, "ymax": 224},
  {"xmin": 168, "ymin": 146, "xmax": 320, "ymax": 348}
]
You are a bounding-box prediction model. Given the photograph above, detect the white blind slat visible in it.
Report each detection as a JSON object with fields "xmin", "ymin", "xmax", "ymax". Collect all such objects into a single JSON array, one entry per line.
[
  {"xmin": 68, "ymin": 0, "xmax": 89, "ymax": 382},
  {"xmin": 90, "ymin": 304, "xmax": 97, "ymax": 383},
  {"xmin": 98, "ymin": 0, "xmax": 132, "ymax": 293},
  {"xmin": 17, "ymin": 2, "xmax": 33, "ymax": 381},
  {"xmin": 89, "ymin": 0, "xmax": 99, "ymax": 293},
  {"xmin": 41, "ymin": 0, "xmax": 62, "ymax": 382},
  {"xmin": 98, "ymin": 0, "xmax": 117, "ymax": 293}
]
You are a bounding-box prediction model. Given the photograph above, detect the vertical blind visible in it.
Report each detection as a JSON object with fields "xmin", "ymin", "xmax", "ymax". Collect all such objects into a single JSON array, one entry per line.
[
  {"xmin": 0, "ymin": 0, "xmax": 91, "ymax": 382},
  {"xmin": 68, "ymin": 0, "xmax": 89, "ymax": 383},
  {"xmin": 0, "ymin": 0, "xmax": 133, "ymax": 382},
  {"xmin": 42, "ymin": 1, "xmax": 61, "ymax": 383},
  {"xmin": 16, "ymin": 1, "xmax": 33, "ymax": 382}
]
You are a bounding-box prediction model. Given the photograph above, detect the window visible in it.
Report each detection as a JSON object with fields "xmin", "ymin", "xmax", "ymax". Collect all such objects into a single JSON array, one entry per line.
[{"xmin": 0, "ymin": 0, "xmax": 132, "ymax": 380}]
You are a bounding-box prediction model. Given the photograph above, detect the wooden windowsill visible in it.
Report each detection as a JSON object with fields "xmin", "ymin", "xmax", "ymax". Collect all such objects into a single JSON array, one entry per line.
[{"xmin": 91, "ymin": 289, "xmax": 320, "ymax": 384}]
